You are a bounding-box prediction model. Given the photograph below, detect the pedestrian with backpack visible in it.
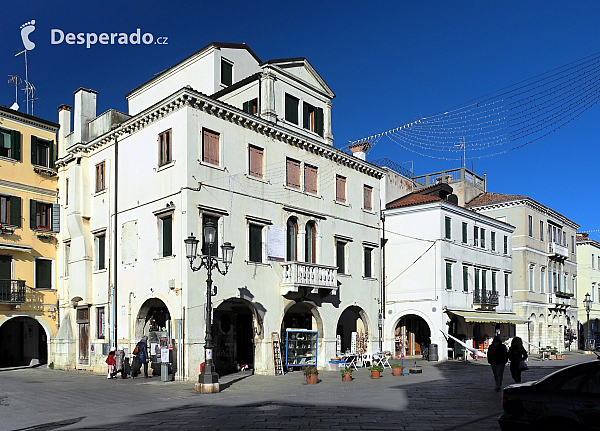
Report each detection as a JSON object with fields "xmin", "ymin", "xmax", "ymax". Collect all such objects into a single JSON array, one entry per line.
[{"xmin": 131, "ymin": 335, "xmax": 149, "ymax": 378}]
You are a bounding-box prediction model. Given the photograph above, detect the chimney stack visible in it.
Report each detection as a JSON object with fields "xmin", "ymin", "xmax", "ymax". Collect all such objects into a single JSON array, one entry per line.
[
  {"xmin": 349, "ymin": 141, "xmax": 371, "ymax": 161},
  {"xmin": 58, "ymin": 104, "xmax": 71, "ymax": 159},
  {"xmin": 73, "ymin": 88, "xmax": 97, "ymax": 144}
]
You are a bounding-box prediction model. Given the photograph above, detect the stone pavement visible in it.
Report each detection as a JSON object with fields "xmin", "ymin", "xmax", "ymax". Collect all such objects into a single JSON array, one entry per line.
[{"xmin": 1, "ymin": 352, "xmax": 595, "ymax": 431}]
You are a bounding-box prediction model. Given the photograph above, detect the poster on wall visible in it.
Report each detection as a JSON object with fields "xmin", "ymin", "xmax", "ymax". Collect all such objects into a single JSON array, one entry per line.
[{"xmin": 267, "ymin": 226, "xmax": 285, "ymax": 261}]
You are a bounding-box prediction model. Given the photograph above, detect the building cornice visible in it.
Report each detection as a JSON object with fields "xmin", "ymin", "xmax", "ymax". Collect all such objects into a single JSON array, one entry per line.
[
  {"xmin": 56, "ymin": 87, "xmax": 384, "ymax": 179},
  {"xmin": 0, "ymin": 178, "xmax": 58, "ymax": 197},
  {"xmin": 0, "ymin": 107, "xmax": 59, "ymax": 132}
]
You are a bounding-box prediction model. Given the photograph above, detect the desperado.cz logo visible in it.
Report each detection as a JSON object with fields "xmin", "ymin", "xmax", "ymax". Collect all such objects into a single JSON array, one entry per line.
[{"xmin": 51, "ymin": 28, "xmax": 168, "ymax": 48}]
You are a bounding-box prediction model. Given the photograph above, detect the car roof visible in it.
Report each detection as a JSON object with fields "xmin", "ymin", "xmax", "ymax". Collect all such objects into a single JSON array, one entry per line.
[{"xmin": 536, "ymin": 360, "xmax": 600, "ymax": 388}]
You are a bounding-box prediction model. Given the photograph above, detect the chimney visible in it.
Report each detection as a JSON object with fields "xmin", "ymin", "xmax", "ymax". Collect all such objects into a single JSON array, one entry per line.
[
  {"xmin": 73, "ymin": 88, "xmax": 97, "ymax": 144},
  {"xmin": 58, "ymin": 104, "xmax": 71, "ymax": 159},
  {"xmin": 349, "ymin": 141, "xmax": 371, "ymax": 161}
]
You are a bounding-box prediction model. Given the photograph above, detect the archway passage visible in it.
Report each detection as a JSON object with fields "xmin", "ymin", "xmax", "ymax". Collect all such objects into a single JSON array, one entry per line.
[
  {"xmin": 0, "ymin": 317, "xmax": 47, "ymax": 367},
  {"xmin": 395, "ymin": 314, "xmax": 431, "ymax": 358},
  {"xmin": 336, "ymin": 306, "xmax": 369, "ymax": 354},
  {"xmin": 213, "ymin": 299, "xmax": 256, "ymax": 375},
  {"xmin": 135, "ymin": 298, "xmax": 171, "ymax": 341}
]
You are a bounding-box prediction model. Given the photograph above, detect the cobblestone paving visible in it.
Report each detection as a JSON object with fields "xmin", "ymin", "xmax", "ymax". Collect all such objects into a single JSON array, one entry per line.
[{"xmin": 1, "ymin": 352, "xmax": 595, "ymax": 431}]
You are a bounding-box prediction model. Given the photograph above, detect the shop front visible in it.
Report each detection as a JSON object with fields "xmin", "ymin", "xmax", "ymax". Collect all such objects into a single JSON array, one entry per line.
[{"xmin": 394, "ymin": 314, "xmax": 431, "ymax": 358}]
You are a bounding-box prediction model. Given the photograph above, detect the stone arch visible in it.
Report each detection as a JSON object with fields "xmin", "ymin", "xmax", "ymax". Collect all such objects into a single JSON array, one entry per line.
[
  {"xmin": 134, "ymin": 296, "xmax": 173, "ymax": 341},
  {"xmin": 390, "ymin": 310, "xmax": 434, "ymax": 358},
  {"xmin": 335, "ymin": 305, "xmax": 372, "ymax": 354},
  {"xmin": 281, "ymin": 301, "xmax": 324, "ymax": 338},
  {"xmin": 0, "ymin": 314, "xmax": 51, "ymax": 367}
]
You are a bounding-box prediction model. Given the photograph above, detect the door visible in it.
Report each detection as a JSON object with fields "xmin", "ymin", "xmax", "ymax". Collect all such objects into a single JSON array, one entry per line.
[{"xmin": 78, "ymin": 323, "xmax": 89, "ymax": 363}]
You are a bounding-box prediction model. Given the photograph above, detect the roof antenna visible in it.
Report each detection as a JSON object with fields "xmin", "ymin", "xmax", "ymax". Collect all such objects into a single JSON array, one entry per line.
[{"xmin": 7, "ymin": 75, "xmax": 21, "ymax": 111}]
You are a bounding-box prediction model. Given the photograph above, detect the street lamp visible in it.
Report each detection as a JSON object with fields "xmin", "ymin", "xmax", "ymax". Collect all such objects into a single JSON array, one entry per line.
[
  {"xmin": 583, "ymin": 292, "xmax": 592, "ymax": 351},
  {"xmin": 184, "ymin": 220, "xmax": 234, "ymax": 393}
]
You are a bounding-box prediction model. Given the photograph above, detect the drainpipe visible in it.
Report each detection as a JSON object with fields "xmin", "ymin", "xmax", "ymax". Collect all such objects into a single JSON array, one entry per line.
[
  {"xmin": 380, "ymin": 212, "xmax": 387, "ymax": 351},
  {"xmin": 113, "ymin": 135, "xmax": 119, "ymax": 347}
]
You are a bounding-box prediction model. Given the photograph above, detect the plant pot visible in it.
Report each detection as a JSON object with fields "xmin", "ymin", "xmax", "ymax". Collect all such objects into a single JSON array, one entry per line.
[
  {"xmin": 557, "ymin": 355, "xmax": 565, "ymax": 360},
  {"xmin": 550, "ymin": 355, "xmax": 557, "ymax": 360},
  {"xmin": 342, "ymin": 372, "xmax": 352, "ymax": 382},
  {"xmin": 392, "ymin": 367, "xmax": 403, "ymax": 376},
  {"xmin": 306, "ymin": 374, "xmax": 318, "ymax": 384},
  {"xmin": 370, "ymin": 370, "xmax": 381, "ymax": 379}
]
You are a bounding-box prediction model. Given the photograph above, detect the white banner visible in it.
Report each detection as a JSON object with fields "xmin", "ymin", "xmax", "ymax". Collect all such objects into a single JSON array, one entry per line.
[{"xmin": 267, "ymin": 225, "xmax": 285, "ymax": 261}]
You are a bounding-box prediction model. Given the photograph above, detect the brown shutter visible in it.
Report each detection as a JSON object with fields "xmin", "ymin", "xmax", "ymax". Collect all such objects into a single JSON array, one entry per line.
[
  {"xmin": 203, "ymin": 130, "xmax": 220, "ymax": 165},
  {"xmin": 249, "ymin": 145, "xmax": 263, "ymax": 178},
  {"xmin": 286, "ymin": 159, "xmax": 300, "ymax": 189},
  {"xmin": 304, "ymin": 165, "xmax": 317, "ymax": 194},
  {"xmin": 336, "ymin": 175, "xmax": 346, "ymax": 203},
  {"xmin": 364, "ymin": 186, "xmax": 372, "ymax": 211}
]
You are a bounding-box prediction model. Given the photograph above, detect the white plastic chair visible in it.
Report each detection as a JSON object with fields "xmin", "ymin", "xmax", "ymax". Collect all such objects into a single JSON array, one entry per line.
[{"xmin": 362, "ymin": 352, "xmax": 373, "ymax": 368}]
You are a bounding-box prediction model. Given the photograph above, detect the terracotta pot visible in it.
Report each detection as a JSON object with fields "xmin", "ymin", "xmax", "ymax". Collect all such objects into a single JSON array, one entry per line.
[
  {"xmin": 392, "ymin": 367, "xmax": 403, "ymax": 376},
  {"xmin": 342, "ymin": 372, "xmax": 352, "ymax": 382},
  {"xmin": 550, "ymin": 355, "xmax": 557, "ymax": 360},
  {"xmin": 370, "ymin": 370, "xmax": 381, "ymax": 379},
  {"xmin": 306, "ymin": 374, "xmax": 318, "ymax": 384}
]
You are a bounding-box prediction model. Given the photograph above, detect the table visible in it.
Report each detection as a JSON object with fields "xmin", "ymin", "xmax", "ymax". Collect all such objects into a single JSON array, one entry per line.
[
  {"xmin": 373, "ymin": 353, "xmax": 392, "ymax": 369},
  {"xmin": 343, "ymin": 354, "xmax": 359, "ymax": 370}
]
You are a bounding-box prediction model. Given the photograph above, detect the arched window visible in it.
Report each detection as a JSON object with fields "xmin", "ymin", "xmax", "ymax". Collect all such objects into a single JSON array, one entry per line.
[
  {"xmin": 286, "ymin": 217, "xmax": 298, "ymax": 261},
  {"xmin": 305, "ymin": 221, "xmax": 316, "ymax": 263}
]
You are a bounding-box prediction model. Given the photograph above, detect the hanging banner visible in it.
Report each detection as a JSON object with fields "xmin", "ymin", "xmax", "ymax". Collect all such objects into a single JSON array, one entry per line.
[{"xmin": 267, "ymin": 225, "xmax": 285, "ymax": 261}]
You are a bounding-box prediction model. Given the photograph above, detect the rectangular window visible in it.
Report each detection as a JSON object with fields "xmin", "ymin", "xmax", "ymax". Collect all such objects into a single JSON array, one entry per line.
[
  {"xmin": 35, "ymin": 258, "xmax": 52, "ymax": 289},
  {"xmin": 480, "ymin": 228, "xmax": 486, "ymax": 248},
  {"xmin": 158, "ymin": 129, "xmax": 172, "ymax": 166},
  {"xmin": 249, "ymin": 224, "xmax": 263, "ymax": 263},
  {"xmin": 593, "ymin": 254, "xmax": 596, "ymax": 269},
  {"xmin": 202, "ymin": 129, "xmax": 220, "ymax": 166},
  {"xmin": 221, "ymin": 59, "xmax": 233, "ymax": 86},
  {"xmin": 528, "ymin": 215, "xmax": 533, "ymax": 237},
  {"xmin": 540, "ymin": 268, "xmax": 545, "ymax": 293},
  {"xmin": 364, "ymin": 247, "xmax": 373, "ymax": 278},
  {"xmin": 0, "ymin": 128, "xmax": 21, "ymax": 161},
  {"xmin": 94, "ymin": 233, "xmax": 106, "ymax": 270},
  {"xmin": 475, "ymin": 268, "xmax": 480, "ymax": 295},
  {"xmin": 445, "ymin": 262, "xmax": 452, "ymax": 290},
  {"xmin": 529, "ymin": 266, "xmax": 534, "ymax": 292},
  {"xmin": 0, "ymin": 195, "xmax": 21, "ymax": 227},
  {"xmin": 286, "ymin": 158, "xmax": 301, "ymax": 189},
  {"xmin": 201, "ymin": 215, "xmax": 219, "ymax": 257},
  {"xmin": 463, "ymin": 266, "xmax": 469, "ymax": 292},
  {"xmin": 363, "ymin": 185, "xmax": 373, "ymax": 211},
  {"xmin": 31, "ymin": 201, "xmax": 52, "ymax": 231},
  {"xmin": 285, "ymin": 94, "xmax": 299, "ymax": 125},
  {"xmin": 65, "ymin": 241, "xmax": 70, "ymax": 277},
  {"xmin": 32, "ymin": 136, "xmax": 53, "ymax": 168},
  {"xmin": 571, "ymin": 236, "xmax": 575, "ymax": 253},
  {"xmin": 474, "ymin": 226, "xmax": 479, "ymax": 247},
  {"xmin": 302, "ymin": 102, "xmax": 324, "ymax": 136},
  {"xmin": 336, "ymin": 175, "xmax": 346, "ymax": 203},
  {"xmin": 492, "ymin": 271, "xmax": 497, "ymax": 293},
  {"xmin": 65, "ymin": 178, "xmax": 69, "ymax": 207},
  {"xmin": 462, "ymin": 222, "xmax": 467, "ymax": 244},
  {"xmin": 504, "ymin": 273, "xmax": 509, "ymax": 297},
  {"xmin": 97, "ymin": 307, "xmax": 105, "ymax": 339},
  {"xmin": 504, "ymin": 236, "xmax": 508, "ymax": 254},
  {"xmin": 445, "ymin": 217, "xmax": 451, "ymax": 239},
  {"xmin": 248, "ymin": 145, "xmax": 264, "ymax": 179},
  {"xmin": 159, "ymin": 215, "xmax": 172, "ymax": 258},
  {"xmin": 540, "ymin": 221, "xmax": 544, "ymax": 241},
  {"xmin": 95, "ymin": 161, "xmax": 105, "ymax": 193},
  {"xmin": 336, "ymin": 241, "xmax": 346, "ymax": 274},
  {"xmin": 243, "ymin": 98, "xmax": 258, "ymax": 115},
  {"xmin": 481, "ymin": 269, "xmax": 487, "ymax": 294},
  {"xmin": 491, "ymin": 232, "xmax": 496, "ymax": 251},
  {"xmin": 304, "ymin": 165, "xmax": 318, "ymax": 195}
]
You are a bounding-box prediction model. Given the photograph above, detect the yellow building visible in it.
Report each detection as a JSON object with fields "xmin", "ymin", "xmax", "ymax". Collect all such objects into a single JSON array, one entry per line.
[{"xmin": 0, "ymin": 106, "xmax": 59, "ymax": 367}]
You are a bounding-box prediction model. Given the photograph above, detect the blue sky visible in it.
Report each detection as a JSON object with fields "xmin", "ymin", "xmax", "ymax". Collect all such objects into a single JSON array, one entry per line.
[{"xmin": 3, "ymin": 1, "xmax": 599, "ymax": 235}]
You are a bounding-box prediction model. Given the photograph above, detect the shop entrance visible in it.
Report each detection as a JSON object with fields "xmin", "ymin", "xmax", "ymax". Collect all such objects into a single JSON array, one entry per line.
[
  {"xmin": 336, "ymin": 306, "xmax": 369, "ymax": 354},
  {"xmin": 0, "ymin": 317, "xmax": 47, "ymax": 367},
  {"xmin": 394, "ymin": 314, "xmax": 431, "ymax": 358},
  {"xmin": 213, "ymin": 299, "xmax": 257, "ymax": 375},
  {"xmin": 135, "ymin": 298, "xmax": 171, "ymax": 341}
]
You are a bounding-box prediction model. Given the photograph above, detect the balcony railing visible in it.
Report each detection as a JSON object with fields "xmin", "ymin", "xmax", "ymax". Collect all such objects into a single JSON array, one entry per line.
[
  {"xmin": 280, "ymin": 262, "xmax": 338, "ymax": 295},
  {"xmin": 473, "ymin": 290, "xmax": 499, "ymax": 307},
  {"xmin": 0, "ymin": 279, "xmax": 26, "ymax": 304},
  {"xmin": 549, "ymin": 292, "xmax": 572, "ymax": 311},
  {"xmin": 548, "ymin": 241, "xmax": 569, "ymax": 259}
]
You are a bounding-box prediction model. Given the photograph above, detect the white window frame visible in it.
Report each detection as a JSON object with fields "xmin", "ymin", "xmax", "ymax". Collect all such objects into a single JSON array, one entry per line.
[{"xmin": 93, "ymin": 230, "xmax": 107, "ymax": 271}]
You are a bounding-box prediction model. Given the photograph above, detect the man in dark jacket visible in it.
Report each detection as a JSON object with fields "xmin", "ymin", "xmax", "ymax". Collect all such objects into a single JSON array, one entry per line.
[
  {"xmin": 131, "ymin": 335, "xmax": 149, "ymax": 378},
  {"xmin": 487, "ymin": 336, "xmax": 509, "ymax": 391}
]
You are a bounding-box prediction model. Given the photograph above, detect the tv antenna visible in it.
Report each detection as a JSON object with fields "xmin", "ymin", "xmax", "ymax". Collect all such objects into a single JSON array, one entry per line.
[
  {"xmin": 7, "ymin": 75, "xmax": 22, "ymax": 111},
  {"xmin": 15, "ymin": 49, "xmax": 36, "ymax": 115}
]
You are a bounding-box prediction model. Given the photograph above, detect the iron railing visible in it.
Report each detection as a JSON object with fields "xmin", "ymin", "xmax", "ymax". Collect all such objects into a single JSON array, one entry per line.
[
  {"xmin": 473, "ymin": 290, "xmax": 499, "ymax": 306},
  {"xmin": 0, "ymin": 279, "xmax": 26, "ymax": 303}
]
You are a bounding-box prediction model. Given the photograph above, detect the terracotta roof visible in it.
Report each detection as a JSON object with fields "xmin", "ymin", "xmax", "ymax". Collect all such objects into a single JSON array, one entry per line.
[
  {"xmin": 386, "ymin": 193, "xmax": 441, "ymax": 209},
  {"xmin": 466, "ymin": 192, "xmax": 528, "ymax": 208}
]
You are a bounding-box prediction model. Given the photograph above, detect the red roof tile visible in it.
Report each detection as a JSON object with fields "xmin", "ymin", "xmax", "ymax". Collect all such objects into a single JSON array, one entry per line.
[
  {"xmin": 386, "ymin": 194, "xmax": 441, "ymax": 209},
  {"xmin": 465, "ymin": 192, "xmax": 528, "ymax": 208}
]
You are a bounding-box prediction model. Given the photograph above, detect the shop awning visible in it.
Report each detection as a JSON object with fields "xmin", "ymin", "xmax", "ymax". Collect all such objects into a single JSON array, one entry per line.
[{"xmin": 446, "ymin": 310, "xmax": 530, "ymax": 324}]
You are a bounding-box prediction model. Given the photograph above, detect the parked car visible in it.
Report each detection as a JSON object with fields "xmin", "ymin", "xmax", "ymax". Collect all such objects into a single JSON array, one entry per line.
[{"xmin": 499, "ymin": 358, "xmax": 600, "ymax": 430}]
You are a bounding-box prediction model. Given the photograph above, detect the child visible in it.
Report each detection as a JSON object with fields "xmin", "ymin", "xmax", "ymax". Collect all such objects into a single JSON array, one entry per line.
[{"xmin": 106, "ymin": 350, "xmax": 116, "ymax": 379}]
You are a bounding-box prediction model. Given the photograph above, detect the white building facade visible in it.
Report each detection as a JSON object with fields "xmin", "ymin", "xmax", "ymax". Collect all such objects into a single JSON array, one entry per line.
[
  {"xmin": 52, "ymin": 43, "xmax": 384, "ymax": 379},
  {"xmin": 576, "ymin": 233, "xmax": 600, "ymax": 349},
  {"xmin": 382, "ymin": 184, "xmax": 518, "ymax": 361}
]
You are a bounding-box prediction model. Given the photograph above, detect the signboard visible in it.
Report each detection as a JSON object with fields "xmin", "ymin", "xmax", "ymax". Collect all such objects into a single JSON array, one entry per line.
[
  {"xmin": 161, "ymin": 348, "xmax": 169, "ymax": 363},
  {"xmin": 267, "ymin": 226, "xmax": 285, "ymax": 261}
]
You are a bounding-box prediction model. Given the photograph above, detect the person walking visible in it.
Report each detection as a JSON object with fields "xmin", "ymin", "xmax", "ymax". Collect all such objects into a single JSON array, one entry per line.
[
  {"xmin": 508, "ymin": 336, "xmax": 528, "ymax": 383},
  {"xmin": 106, "ymin": 350, "xmax": 116, "ymax": 379},
  {"xmin": 115, "ymin": 346, "xmax": 127, "ymax": 379},
  {"xmin": 487, "ymin": 336, "xmax": 508, "ymax": 391},
  {"xmin": 131, "ymin": 336, "xmax": 149, "ymax": 378}
]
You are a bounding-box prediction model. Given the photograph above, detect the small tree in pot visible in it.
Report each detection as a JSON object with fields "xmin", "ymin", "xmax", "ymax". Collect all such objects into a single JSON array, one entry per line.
[
  {"xmin": 340, "ymin": 367, "xmax": 353, "ymax": 381},
  {"xmin": 391, "ymin": 363, "xmax": 404, "ymax": 376},
  {"xmin": 369, "ymin": 365, "xmax": 384, "ymax": 379},
  {"xmin": 303, "ymin": 366, "xmax": 318, "ymax": 384}
]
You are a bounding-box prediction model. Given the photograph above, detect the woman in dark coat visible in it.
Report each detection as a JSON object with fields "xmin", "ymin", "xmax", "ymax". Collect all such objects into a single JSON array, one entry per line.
[
  {"xmin": 131, "ymin": 335, "xmax": 149, "ymax": 378},
  {"xmin": 508, "ymin": 336, "xmax": 528, "ymax": 383},
  {"xmin": 487, "ymin": 336, "xmax": 508, "ymax": 391}
]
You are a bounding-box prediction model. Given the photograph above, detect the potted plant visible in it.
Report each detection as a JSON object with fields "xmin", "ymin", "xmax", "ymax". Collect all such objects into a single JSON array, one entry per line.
[
  {"xmin": 303, "ymin": 366, "xmax": 318, "ymax": 384},
  {"xmin": 340, "ymin": 367, "xmax": 353, "ymax": 381},
  {"xmin": 391, "ymin": 363, "xmax": 404, "ymax": 376},
  {"xmin": 550, "ymin": 347, "xmax": 558, "ymax": 360},
  {"xmin": 369, "ymin": 365, "xmax": 384, "ymax": 379}
]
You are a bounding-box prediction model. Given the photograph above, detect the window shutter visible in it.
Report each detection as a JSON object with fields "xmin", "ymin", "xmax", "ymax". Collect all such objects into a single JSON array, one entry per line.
[
  {"xmin": 304, "ymin": 165, "xmax": 317, "ymax": 194},
  {"xmin": 162, "ymin": 216, "xmax": 172, "ymax": 257},
  {"xmin": 249, "ymin": 146, "xmax": 263, "ymax": 178},
  {"xmin": 243, "ymin": 101, "xmax": 249, "ymax": 114},
  {"xmin": 203, "ymin": 130, "xmax": 220, "ymax": 165},
  {"xmin": 52, "ymin": 203, "xmax": 60, "ymax": 232},
  {"xmin": 31, "ymin": 135, "xmax": 37, "ymax": 165},
  {"xmin": 286, "ymin": 159, "xmax": 300, "ymax": 189},
  {"xmin": 10, "ymin": 196, "xmax": 21, "ymax": 227},
  {"xmin": 249, "ymin": 225, "xmax": 262, "ymax": 263},
  {"xmin": 364, "ymin": 186, "xmax": 372, "ymax": 210},
  {"xmin": 30, "ymin": 200, "xmax": 36, "ymax": 229},
  {"xmin": 315, "ymin": 107, "xmax": 324, "ymax": 137},
  {"xmin": 446, "ymin": 263, "xmax": 452, "ymax": 289},
  {"xmin": 11, "ymin": 130, "xmax": 21, "ymax": 161},
  {"xmin": 49, "ymin": 140, "xmax": 55, "ymax": 168},
  {"xmin": 336, "ymin": 176, "xmax": 346, "ymax": 203},
  {"xmin": 364, "ymin": 248, "xmax": 372, "ymax": 278},
  {"xmin": 336, "ymin": 242, "xmax": 345, "ymax": 273},
  {"xmin": 303, "ymin": 103, "xmax": 309, "ymax": 129}
]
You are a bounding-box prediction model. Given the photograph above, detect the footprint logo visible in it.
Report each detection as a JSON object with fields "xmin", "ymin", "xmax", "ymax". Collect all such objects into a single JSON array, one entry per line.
[{"xmin": 20, "ymin": 20, "xmax": 36, "ymax": 51}]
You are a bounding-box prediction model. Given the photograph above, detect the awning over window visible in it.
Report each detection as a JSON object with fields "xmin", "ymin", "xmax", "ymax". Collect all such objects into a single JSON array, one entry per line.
[
  {"xmin": 446, "ymin": 310, "xmax": 530, "ymax": 324},
  {"xmin": 0, "ymin": 242, "xmax": 31, "ymax": 253}
]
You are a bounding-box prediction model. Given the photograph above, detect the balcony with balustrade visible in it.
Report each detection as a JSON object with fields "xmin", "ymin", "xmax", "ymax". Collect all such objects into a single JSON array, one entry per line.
[
  {"xmin": 548, "ymin": 241, "xmax": 569, "ymax": 260},
  {"xmin": 0, "ymin": 280, "xmax": 26, "ymax": 304},
  {"xmin": 280, "ymin": 262, "xmax": 338, "ymax": 295},
  {"xmin": 473, "ymin": 290, "xmax": 499, "ymax": 310}
]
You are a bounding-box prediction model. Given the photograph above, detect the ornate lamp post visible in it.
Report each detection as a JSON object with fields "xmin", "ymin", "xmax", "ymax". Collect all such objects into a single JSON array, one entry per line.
[
  {"xmin": 184, "ymin": 220, "xmax": 234, "ymax": 393},
  {"xmin": 583, "ymin": 292, "xmax": 592, "ymax": 351}
]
